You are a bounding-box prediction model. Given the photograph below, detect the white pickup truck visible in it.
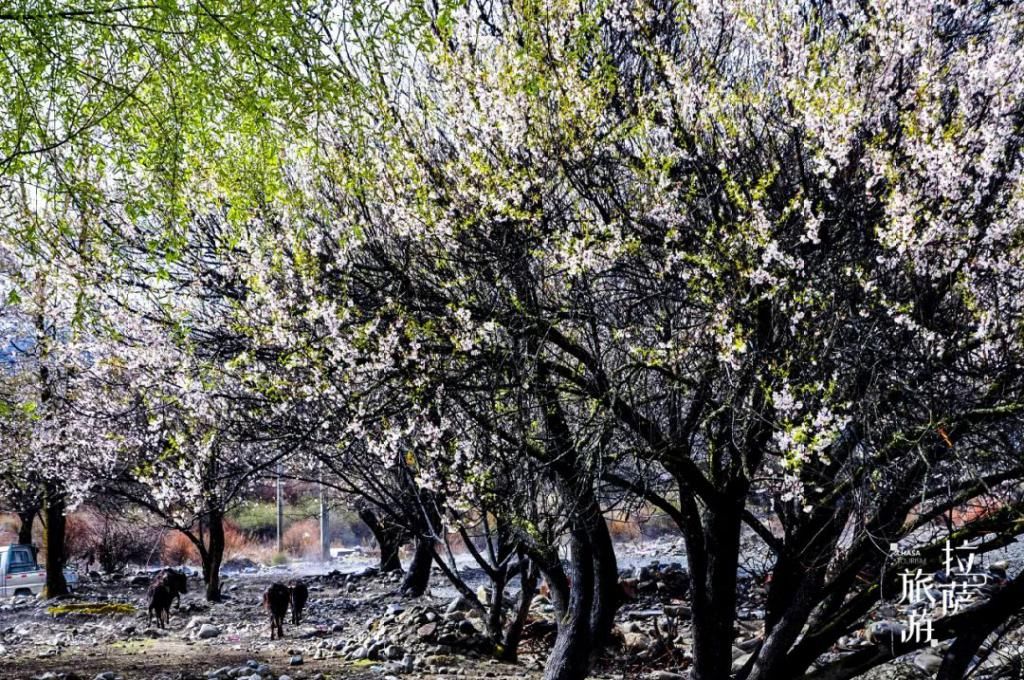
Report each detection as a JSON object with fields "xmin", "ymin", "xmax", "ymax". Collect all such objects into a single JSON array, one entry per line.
[
  {"xmin": 0, "ymin": 544, "xmax": 78, "ymax": 597},
  {"xmin": 0, "ymin": 544, "xmax": 45, "ymax": 597}
]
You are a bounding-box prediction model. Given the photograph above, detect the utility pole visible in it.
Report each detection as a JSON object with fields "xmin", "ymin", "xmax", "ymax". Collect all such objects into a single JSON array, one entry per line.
[{"xmin": 276, "ymin": 462, "xmax": 284, "ymax": 554}]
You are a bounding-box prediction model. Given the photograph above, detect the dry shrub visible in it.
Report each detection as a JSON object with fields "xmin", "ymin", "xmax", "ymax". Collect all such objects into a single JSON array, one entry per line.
[
  {"xmin": 94, "ymin": 521, "xmax": 159, "ymax": 572},
  {"xmin": 606, "ymin": 504, "xmax": 680, "ymax": 541},
  {"xmin": 161, "ymin": 518, "xmax": 266, "ymax": 566},
  {"xmin": 0, "ymin": 513, "xmax": 18, "ymax": 544},
  {"xmin": 607, "ymin": 517, "xmax": 642, "ymax": 542},
  {"xmin": 0, "ymin": 512, "xmax": 19, "ymax": 533},
  {"xmin": 606, "ymin": 508, "xmax": 643, "ymax": 543},
  {"xmin": 236, "ymin": 542, "xmax": 278, "ymax": 565},
  {"xmin": 65, "ymin": 510, "xmax": 102, "ymax": 560},
  {"xmin": 161, "ymin": 530, "xmax": 200, "ymax": 565},
  {"xmin": 283, "ymin": 519, "xmax": 320, "ymax": 557},
  {"xmin": 58, "ymin": 509, "xmax": 161, "ymax": 572},
  {"xmin": 223, "ymin": 520, "xmax": 259, "ymax": 560},
  {"xmin": 444, "ymin": 529, "xmax": 468, "ymax": 553}
]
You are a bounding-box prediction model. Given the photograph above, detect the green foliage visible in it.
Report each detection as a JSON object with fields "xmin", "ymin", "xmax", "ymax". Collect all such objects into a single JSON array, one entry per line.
[{"xmin": 228, "ymin": 497, "xmax": 319, "ymax": 533}]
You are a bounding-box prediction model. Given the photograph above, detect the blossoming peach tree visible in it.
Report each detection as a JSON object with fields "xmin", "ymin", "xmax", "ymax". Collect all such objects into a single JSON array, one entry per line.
[
  {"xmin": 245, "ymin": 1, "xmax": 1024, "ymax": 678},
  {"xmin": 3, "ymin": 0, "xmax": 1024, "ymax": 678}
]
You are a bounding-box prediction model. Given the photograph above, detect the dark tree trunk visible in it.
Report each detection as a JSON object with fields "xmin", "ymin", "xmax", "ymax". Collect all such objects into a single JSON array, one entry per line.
[
  {"xmin": 203, "ymin": 509, "xmax": 225, "ymax": 602},
  {"xmin": 501, "ymin": 558, "xmax": 539, "ymax": 662},
  {"xmin": 17, "ymin": 508, "xmax": 36, "ymax": 545},
  {"xmin": 586, "ymin": 503, "xmax": 619, "ymax": 661},
  {"xmin": 42, "ymin": 485, "xmax": 68, "ymax": 598},
  {"xmin": 743, "ymin": 568, "xmax": 825, "ymax": 680},
  {"xmin": 401, "ymin": 535, "xmax": 433, "ymax": 596},
  {"xmin": 686, "ymin": 503, "xmax": 742, "ymax": 680},
  {"xmin": 358, "ymin": 508, "xmax": 403, "ymax": 572},
  {"xmin": 533, "ymin": 549, "xmax": 570, "ymax": 620},
  {"xmin": 487, "ymin": 567, "xmax": 508, "ymax": 641},
  {"xmin": 543, "ymin": 528, "xmax": 595, "ymax": 680},
  {"xmin": 743, "ymin": 505, "xmax": 849, "ymax": 680}
]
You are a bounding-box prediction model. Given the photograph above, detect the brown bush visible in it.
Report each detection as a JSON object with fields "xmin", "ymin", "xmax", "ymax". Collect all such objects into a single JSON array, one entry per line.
[
  {"xmin": 95, "ymin": 521, "xmax": 159, "ymax": 572},
  {"xmin": 282, "ymin": 519, "xmax": 319, "ymax": 557},
  {"xmin": 606, "ymin": 505, "xmax": 680, "ymax": 542},
  {"xmin": 161, "ymin": 530, "xmax": 200, "ymax": 565},
  {"xmin": 223, "ymin": 520, "xmax": 258, "ymax": 559},
  {"xmin": 0, "ymin": 513, "xmax": 16, "ymax": 546},
  {"xmin": 64, "ymin": 510, "xmax": 102, "ymax": 561},
  {"xmin": 161, "ymin": 518, "xmax": 266, "ymax": 566},
  {"xmin": 0, "ymin": 512, "xmax": 19, "ymax": 533},
  {"xmin": 607, "ymin": 516, "xmax": 642, "ymax": 542},
  {"xmin": 54, "ymin": 509, "xmax": 162, "ymax": 572}
]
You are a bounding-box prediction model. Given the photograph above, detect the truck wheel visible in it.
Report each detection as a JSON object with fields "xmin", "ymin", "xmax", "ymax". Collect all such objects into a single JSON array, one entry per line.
[{"xmin": 13, "ymin": 588, "xmax": 33, "ymax": 597}]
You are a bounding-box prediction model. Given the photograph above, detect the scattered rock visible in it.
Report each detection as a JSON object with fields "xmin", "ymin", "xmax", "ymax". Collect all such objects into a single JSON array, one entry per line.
[
  {"xmin": 914, "ymin": 652, "xmax": 943, "ymax": 674},
  {"xmin": 446, "ymin": 596, "xmax": 471, "ymax": 615},
  {"xmin": 622, "ymin": 631, "xmax": 651, "ymax": 652},
  {"xmin": 627, "ymin": 609, "xmax": 663, "ymax": 620},
  {"xmin": 186, "ymin": 616, "xmax": 211, "ymax": 630},
  {"xmin": 196, "ymin": 623, "xmax": 221, "ymax": 639},
  {"xmin": 663, "ymin": 604, "xmax": 691, "ymax": 619},
  {"xmin": 221, "ymin": 557, "xmax": 259, "ymax": 572},
  {"xmin": 865, "ymin": 620, "xmax": 908, "ymax": 645}
]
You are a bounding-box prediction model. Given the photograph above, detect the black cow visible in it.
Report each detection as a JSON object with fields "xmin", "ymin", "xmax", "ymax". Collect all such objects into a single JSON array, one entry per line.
[
  {"xmin": 148, "ymin": 582, "xmax": 174, "ymax": 629},
  {"xmin": 150, "ymin": 568, "xmax": 188, "ymax": 608},
  {"xmin": 263, "ymin": 582, "xmax": 290, "ymax": 640},
  {"xmin": 289, "ymin": 581, "xmax": 309, "ymax": 625}
]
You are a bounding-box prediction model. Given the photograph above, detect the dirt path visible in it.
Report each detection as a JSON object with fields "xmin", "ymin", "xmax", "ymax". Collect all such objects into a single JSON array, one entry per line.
[
  {"xmin": 0, "ymin": 569, "xmax": 541, "ymax": 680},
  {"xmin": 4, "ymin": 637, "xmax": 380, "ymax": 680}
]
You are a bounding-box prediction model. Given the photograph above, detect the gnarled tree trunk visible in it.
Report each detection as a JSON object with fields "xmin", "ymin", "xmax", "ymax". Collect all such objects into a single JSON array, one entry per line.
[
  {"xmin": 686, "ymin": 501, "xmax": 743, "ymax": 680},
  {"xmin": 401, "ymin": 535, "xmax": 433, "ymax": 596},
  {"xmin": 17, "ymin": 507, "xmax": 36, "ymax": 546},
  {"xmin": 359, "ymin": 507, "xmax": 403, "ymax": 572},
  {"xmin": 543, "ymin": 527, "xmax": 595, "ymax": 680},
  {"xmin": 500, "ymin": 558, "xmax": 539, "ymax": 662},
  {"xmin": 198, "ymin": 508, "xmax": 225, "ymax": 602},
  {"xmin": 542, "ymin": 490, "xmax": 620, "ymax": 680},
  {"xmin": 42, "ymin": 484, "xmax": 68, "ymax": 598},
  {"xmin": 587, "ymin": 501, "xmax": 619, "ymax": 662}
]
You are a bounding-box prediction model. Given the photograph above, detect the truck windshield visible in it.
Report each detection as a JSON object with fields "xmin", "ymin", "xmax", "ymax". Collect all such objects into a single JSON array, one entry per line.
[{"xmin": 8, "ymin": 549, "xmax": 36, "ymax": 573}]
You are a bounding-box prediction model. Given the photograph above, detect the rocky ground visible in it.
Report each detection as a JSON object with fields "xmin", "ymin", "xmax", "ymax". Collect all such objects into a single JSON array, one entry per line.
[{"xmin": 2, "ymin": 543, "xmax": 1024, "ymax": 680}]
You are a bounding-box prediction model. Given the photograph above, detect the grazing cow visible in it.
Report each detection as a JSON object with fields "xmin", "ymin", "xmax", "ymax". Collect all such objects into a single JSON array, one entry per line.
[
  {"xmin": 263, "ymin": 582, "xmax": 290, "ymax": 640},
  {"xmin": 148, "ymin": 582, "xmax": 174, "ymax": 629},
  {"xmin": 150, "ymin": 568, "xmax": 188, "ymax": 608},
  {"xmin": 289, "ymin": 581, "xmax": 309, "ymax": 625}
]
